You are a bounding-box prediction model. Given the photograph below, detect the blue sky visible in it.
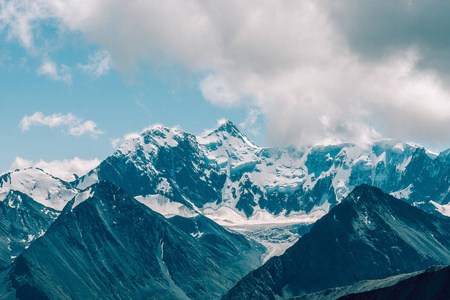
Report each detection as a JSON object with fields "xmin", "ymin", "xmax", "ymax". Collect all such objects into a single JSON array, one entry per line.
[
  {"xmin": 2, "ymin": 0, "xmax": 450, "ymax": 179},
  {"xmin": 0, "ymin": 15, "xmax": 262, "ymax": 176}
]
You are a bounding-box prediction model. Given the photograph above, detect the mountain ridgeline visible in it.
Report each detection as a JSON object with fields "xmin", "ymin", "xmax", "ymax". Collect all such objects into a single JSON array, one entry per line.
[
  {"xmin": 74, "ymin": 121, "xmax": 450, "ymax": 222},
  {"xmin": 339, "ymin": 265, "xmax": 450, "ymax": 300},
  {"xmin": 3, "ymin": 121, "xmax": 450, "ymax": 223},
  {"xmin": 223, "ymin": 185, "xmax": 450, "ymax": 299},
  {"xmin": 1, "ymin": 181, "xmax": 264, "ymax": 299},
  {"xmin": 0, "ymin": 191, "xmax": 58, "ymax": 269},
  {"xmin": 2, "ymin": 121, "xmax": 450, "ymax": 299}
]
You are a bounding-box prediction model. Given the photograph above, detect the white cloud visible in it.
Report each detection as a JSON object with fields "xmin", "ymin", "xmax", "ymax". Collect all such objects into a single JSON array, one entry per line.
[
  {"xmin": 110, "ymin": 131, "xmax": 140, "ymax": 149},
  {"xmin": 10, "ymin": 156, "xmax": 101, "ymax": 181},
  {"xmin": 19, "ymin": 112, "xmax": 104, "ymax": 138},
  {"xmin": 4, "ymin": 0, "xmax": 450, "ymax": 147},
  {"xmin": 0, "ymin": 0, "xmax": 50, "ymax": 50},
  {"xmin": 78, "ymin": 50, "xmax": 112, "ymax": 78},
  {"xmin": 10, "ymin": 157, "xmax": 34, "ymax": 170},
  {"xmin": 200, "ymin": 75, "xmax": 241, "ymax": 107},
  {"xmin": 109, "ymin": 138, "xmax": 122, "ymax": 149},
  {"xmin": 240, "ymin": 109, "xmax": 259, "ymax": 128},
  {"xmin": 37, "ymin": 59, "xmax": 72, "ymax": 84},
  {"xmin": 240, "ymin": 109, "xmax": 261, "ymax": 136}
]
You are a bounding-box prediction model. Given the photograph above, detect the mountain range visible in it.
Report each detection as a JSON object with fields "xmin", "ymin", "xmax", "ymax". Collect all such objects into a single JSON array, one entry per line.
[
  {"xmin": 1, "ymin": 181, "xmax": 264, "ymax": 299},
  {"xmin": 290, "ymin": 265, "xmax": 448, "ymax": 300},
  {"xmin": 74, "ymin": 120, "xmax": 450, "ymax": 225},
  {"xmin": 1, "ymin": 121, "xmax": 450, "ymax": 299},
  {"xmin": 223, "ymin": 185, "xmax": 450, "ymax": 299},
  {"xmin": 4, "ymin": 121, "xmax": 450, "ymax": 228}
]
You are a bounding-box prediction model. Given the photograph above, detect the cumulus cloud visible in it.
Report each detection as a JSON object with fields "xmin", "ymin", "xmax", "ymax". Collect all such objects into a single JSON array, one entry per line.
[
  {"xmin": 200, "ymin": 75, "xmax": 241, "ymax": 107},
  {"xmin": 10, "ymin": 156, "xmax": 101, "ymax": 181},
  {"xmin": 37, "ymin": 59, "xmax": 72, "ymax": 83},
  {"xmin": 3, "ymin": 0, "xmax": 450, "ymax": 147},
  {"xmin": 78, "ymin": 50, "xmax": 112, "ymax": 78},
  {"xmin": 19, "ymin": 112, "xmax": 104, "ymax": 138},
  {"xmin": 322, "ymin": 0, "xmax": 450, "ymax": 75}
]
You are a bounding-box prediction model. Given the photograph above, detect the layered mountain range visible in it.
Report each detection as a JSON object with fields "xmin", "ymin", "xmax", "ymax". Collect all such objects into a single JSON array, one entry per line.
[
  {"xmin": 3, "ymin": 121, "xmax": 450, "ymax": 226},
  {"xmin": 290, "ymin": 265, "xmax": 449, "ymax": 300},
  {"xmin": 223, "ymin": 185, "xmax": 450, "ymax": 299},
  {"xmin": 1, "ymin": 181, "xmax": 264, "ymax": 299},
  {"xmin": 2, "ymin": 121, "xmax": 450, "ymax": 264},
  {"xmin": 74, "ymin": 120, "xmax": 450, "ymax": 226},
  {"xmin": 1, "ymin": 121, "xmax": 450, "ymax": 299},
  {"xmin": 0, "ymin": 191, "xmax": 58, "ymax": 269}
]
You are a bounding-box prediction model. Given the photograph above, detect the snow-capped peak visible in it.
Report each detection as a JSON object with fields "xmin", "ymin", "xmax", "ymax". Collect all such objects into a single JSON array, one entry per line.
[
  {"xmin": 199, "ymin": 119, "xmax": 258, "ymax": 149},
  {"xmin": 116, "ymin": 124, "xmax": 193, "ymax": 157},
  {"xmin": 0, "ymin": 167, "xmax": 78, "ymax": 211}
]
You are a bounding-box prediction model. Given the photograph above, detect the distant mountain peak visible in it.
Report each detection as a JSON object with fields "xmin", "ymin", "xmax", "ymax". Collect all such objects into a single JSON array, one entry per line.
[
  {"xmin": 199, "ymin": 119, "xmax": 258, "ymax": 149},
  {"xmin": 216, "ymin": 119, "xmax": 239, "ymax": 133},
  {"xmin": 0, "ymin": 167, "xmax": 78, "ymax": 211}
]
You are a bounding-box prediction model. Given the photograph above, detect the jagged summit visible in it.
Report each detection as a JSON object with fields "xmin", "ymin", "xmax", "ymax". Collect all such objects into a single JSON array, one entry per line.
[
  {"xmin": 68, "ymin": 180, "xmax": 138, "ymax": 211},
  {"xmin": 74, "ymin": 119, "xmax": 450, "ymax": 226},
  {"xmin": 216, "ymin": 119, "xmax": 241, "ymax": 134},
  {"xmin": 201, "ymin": 119, "xmax": 258, "ymax": 148},
  {"xmin": 343, "ymin": 184, "xmax": 387, "ymax": 204}
]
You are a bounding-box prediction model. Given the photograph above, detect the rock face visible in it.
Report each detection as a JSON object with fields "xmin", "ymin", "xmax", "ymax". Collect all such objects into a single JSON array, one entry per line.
[
  {"xmin": 169, "ymin": 214, "xmax": 264, "ymax": 274},
  {"xmin": 0, "ymin": 191, "xmax": 58, "ymax": 269},
  {"xmin": 73, "ymin": 121, "xmax": 450, "ymax": 224},
  {"xmin": 2, "ymin": 181, "xmax": 264, "ymax": 300},
  {"xmin": 340, "ymin": 265, "xmax": 450, "ymax": 300},
  {"xmin": 223, "ymin": 185, "xmax": 450, "ymax": 300},
  {"xmin": 289, "ymin": 266, "xmax": 445, "ymax": 300}
]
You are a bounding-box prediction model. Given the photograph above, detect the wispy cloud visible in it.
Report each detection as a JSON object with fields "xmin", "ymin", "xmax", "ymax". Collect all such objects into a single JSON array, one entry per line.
[
  {"xmin": 110, "ymin": 131, "xmax": 141, "ymax": 149},
  {"xmin": 10, "ymin": 156, "xmax": 101, "ymax": 181},
  {"xmin": 78, "ymin": 50, "xmax": 112, "ymax": 79},
  {"xmin": 37, "ymin": 59, "xmax": 72, "ymax": 84},
  {"xmin": 0, "ymin": 0, "xmax": 49, "ymax": 50},
  {"xmin": 19, "ymin": 112, "xmax": 104, "ymax": 138},
  {"xmin": 135, "ymin": 99, "xmax": 151, "ymax": 118},
  {"xmin": 240, "ymin": 109, "xmax": 261, "ymax": 136}
]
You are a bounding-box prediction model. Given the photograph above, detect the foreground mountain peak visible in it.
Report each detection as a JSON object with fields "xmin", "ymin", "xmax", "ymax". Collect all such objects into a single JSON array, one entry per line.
[
  {"xmin": 223, "ymin": 184, "xmax": 450, "ymax": 299},
  {"xmin": 4, "ymin": 179, "xmax": 264, "ymax": 300},
  {"xmin": 69, "ymin": 180, "xmax": 131, "ymax": 210},
  {"xmin": 343, "ymin": 184, "xmax": 387, "ymax": 204}
]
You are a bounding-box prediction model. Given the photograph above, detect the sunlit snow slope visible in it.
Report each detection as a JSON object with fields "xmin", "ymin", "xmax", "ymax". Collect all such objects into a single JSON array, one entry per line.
[{"xmin": 75, "ymin": 120, "xmax": 450, "ymax": 226}]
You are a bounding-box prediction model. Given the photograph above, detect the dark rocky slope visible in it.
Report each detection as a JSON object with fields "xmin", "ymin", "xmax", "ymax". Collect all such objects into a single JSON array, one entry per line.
[
  {"xmin": 0, "ymin": 191, "xmax": 58, "ymax": 269},
  {"xmin": 340, "ymin": 265, "xmax": 450, "ymax": 300},
  {"xmin": 1, "ymin": 181, "xmax": 264, "ymax": 300},
  {"xmin": 223, "ymin": 185, "xmax": 450, "ymax": 299}
]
